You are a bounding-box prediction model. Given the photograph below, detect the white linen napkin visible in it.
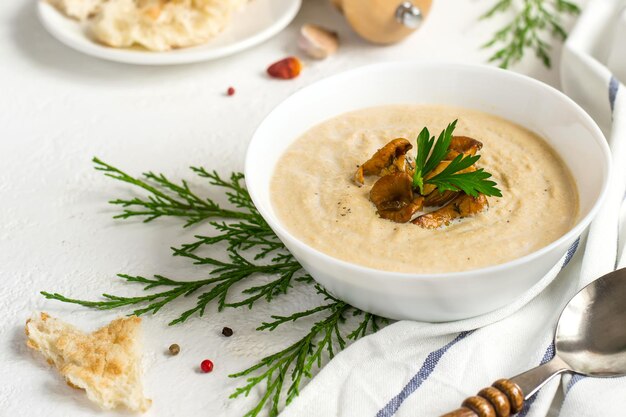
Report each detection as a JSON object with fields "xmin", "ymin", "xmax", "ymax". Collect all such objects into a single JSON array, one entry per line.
[{"xmin": 279, "ymin": 1, "xmax": 626, "ymax": 416}]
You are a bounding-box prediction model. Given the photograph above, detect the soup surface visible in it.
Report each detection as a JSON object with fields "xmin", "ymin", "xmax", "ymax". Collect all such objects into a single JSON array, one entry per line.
[{"xmin": 270, "ymin": 105, "xmax": 579, "ymax": 273}]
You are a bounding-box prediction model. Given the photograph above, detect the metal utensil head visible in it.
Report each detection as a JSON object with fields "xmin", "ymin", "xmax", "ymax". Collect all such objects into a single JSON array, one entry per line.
[
  {"xmin": 449, "ymin": 269, "xmax": 626, "ymax": 411},
  {"xmin": 555, "ymin": 268, "xmax": 626, "ymax": 376}
]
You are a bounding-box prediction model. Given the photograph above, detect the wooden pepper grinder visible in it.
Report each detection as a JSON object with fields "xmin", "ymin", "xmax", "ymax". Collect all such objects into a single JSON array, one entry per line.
[{"xmin": 331, "ymin": 0, "xmax": 432, "ymax": 44}]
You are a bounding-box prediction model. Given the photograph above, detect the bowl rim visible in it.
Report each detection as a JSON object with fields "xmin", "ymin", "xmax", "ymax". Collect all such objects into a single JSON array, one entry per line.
[{"xmin": 245, "ymin": 61, "xmax": 612, "ymax": 281}]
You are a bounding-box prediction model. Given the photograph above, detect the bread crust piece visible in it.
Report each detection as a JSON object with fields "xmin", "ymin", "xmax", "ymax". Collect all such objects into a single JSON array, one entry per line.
[{"xmin": 25, "ymin": 313, "xmax": 151, "ymax": 413}]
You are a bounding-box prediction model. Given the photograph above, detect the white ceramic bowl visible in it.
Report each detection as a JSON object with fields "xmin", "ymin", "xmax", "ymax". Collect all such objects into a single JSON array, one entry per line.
[{"xmin": 245, "ymin": 62, "xmax": 611, "ymax": 322}]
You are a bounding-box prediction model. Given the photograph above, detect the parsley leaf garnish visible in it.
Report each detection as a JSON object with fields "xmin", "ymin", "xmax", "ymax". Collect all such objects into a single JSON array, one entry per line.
[
  {"xmin": 413, "ymin": 120, "xmax": 457, "ymax": 193},
  {"xmin": 412, "ymin": 120, "xmax": 502, "ymax": 198},
  {"xmin": 427, "ymin": 154, "xmax": 502, "ymax": 197}
]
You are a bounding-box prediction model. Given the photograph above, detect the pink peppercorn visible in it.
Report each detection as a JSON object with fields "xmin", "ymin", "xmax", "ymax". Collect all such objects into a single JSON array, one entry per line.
[{"xmin": 200, "ymin": 359, "xmax": 214, "ymax": 373}]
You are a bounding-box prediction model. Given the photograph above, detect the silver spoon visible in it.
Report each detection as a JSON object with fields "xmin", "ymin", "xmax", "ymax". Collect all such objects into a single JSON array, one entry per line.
[{"xmin": 440, "ymin": 268, "xmax": 626, "ymax": 417}]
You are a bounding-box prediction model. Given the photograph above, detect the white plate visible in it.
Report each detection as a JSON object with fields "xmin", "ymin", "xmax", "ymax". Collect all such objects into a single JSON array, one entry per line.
[{"xmin": 37, "ymin": 0, "xmax": 301, "ymax": 65}]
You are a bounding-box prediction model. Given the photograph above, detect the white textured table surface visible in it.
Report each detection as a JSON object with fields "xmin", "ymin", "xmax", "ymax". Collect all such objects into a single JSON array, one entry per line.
[{"xmin": 0, "ymin": 1, "xmax": 578, "ymax": 416}]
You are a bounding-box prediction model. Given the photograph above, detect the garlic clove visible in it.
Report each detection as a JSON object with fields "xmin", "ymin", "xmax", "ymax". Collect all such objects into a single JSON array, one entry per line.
[{"xmin": 297, "ymin": 24, "xmax": 339, "ymax": 60}]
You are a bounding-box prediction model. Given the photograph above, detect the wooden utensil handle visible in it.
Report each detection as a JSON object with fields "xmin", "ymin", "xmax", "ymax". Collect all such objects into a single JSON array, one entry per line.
[{"xmin": 439, "ymin": 379, "xmax": 524, "ymax": 417}]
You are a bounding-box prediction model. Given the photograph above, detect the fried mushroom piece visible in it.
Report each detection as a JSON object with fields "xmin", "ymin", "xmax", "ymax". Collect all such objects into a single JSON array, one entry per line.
[
  {"xmin": 412, "ymin": 193, "xmax": 488, "ymax": 229},
  {"xmin": 422, "ymin": 163, "xmax": 477, "ymax": 197},
  {"xmin": 423, "ymin": 190, "xmax": 458, "ymax": 207},
  {"xmin": 370, "ymin": 173, "xmax": 424, "ymax": 223},
  {"xmin": 421, "ymin": 136, "xmax": 482, "ymax": 203},
  {"xmin": 354, "ymin": 138, "xmax": 413, "ymax": 186},
  {"xmin": 445, "ymin": 136, "xmax": 483, "ymax": 160},
  {"xmin": 422, "ymin": 160, "xmax": 451, "ymax": 196}
]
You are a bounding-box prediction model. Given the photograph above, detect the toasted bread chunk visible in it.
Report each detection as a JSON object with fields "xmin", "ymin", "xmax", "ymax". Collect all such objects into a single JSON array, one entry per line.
[
  {"xmin": 46, "ymin": 0, "xmax": 249, "ymax": 51},
  {"xmin": 90, "ymin": 0, "xmax": 248, "ymax": 51},
  {"xmin": 26, "ymin": 313, "xmax": 151, "ymax": 413},
  {"xmin": 47, "ymin": 0, "xmax": 102, "ymax": 20}
]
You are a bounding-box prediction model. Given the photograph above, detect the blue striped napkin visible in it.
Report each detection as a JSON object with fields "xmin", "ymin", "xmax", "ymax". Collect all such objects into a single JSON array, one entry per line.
[{"xmin": 280, "ymin": 1, "xmax": 626, "ymax": 416}]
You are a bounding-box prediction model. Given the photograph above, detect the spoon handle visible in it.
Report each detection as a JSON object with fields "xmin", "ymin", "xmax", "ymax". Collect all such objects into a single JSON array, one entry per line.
[
  {"xmin": 439, "ymin": 379, "xmax": 524, "ymax": 417},
  {"xmin": 508, "ymin": 356, "xmax": 570, "ymax": 399},
  {"xmin": 438, "ymin": 357, "xmax": 571, "ymax": 417}
]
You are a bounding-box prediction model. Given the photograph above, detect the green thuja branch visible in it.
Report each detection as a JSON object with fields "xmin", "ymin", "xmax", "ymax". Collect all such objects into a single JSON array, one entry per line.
[
  {"xmin": 482, "ymin": 0, "xmax": 580, "ymax": 68},
  {"xmin": 41, "ymin": 158, "xmax": 387, "ymax": 417}
]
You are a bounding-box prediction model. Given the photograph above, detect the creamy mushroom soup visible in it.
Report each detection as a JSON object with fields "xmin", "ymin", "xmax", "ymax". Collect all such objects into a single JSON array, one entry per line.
[{"xmin": 270, "ymin": 105, "xmax": 579, "ymax": 273}]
